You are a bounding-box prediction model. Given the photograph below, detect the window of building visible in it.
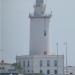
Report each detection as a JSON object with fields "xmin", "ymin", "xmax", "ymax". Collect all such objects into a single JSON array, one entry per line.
[
  {"xmin": 54, "ymin": 70, "xmax": 57, "ymax": 74},
  {"xmin": 28, "ymin": 70, "xmax": 29, "ymax": 72},
  {"xmin": 28, "ymin": 60, "xmax": 30, "ymax": 67},
  {"xmin": 44, "ymin": 51, "xmax": 47, "ymax": 55},
  {"xmin": 40, "ymin": 60, "xmax": 43, "ymax": 67},
  {"xmin": 54, "ymin": 60, "xmax": 58, "ymax": 66},
  {"xmin": 0, "ymin": 67, "xmax": 5, "ymax": 70},
  {"xmin": 40, "ymin": 70, "xmax": 43, "ymax": 74},
  {"xmin": 47, "ymin": 70, "xmax": 50, "ymax": 74},
  {"xmin": 44, "ymin": 31, "xmax": 47, "ymax": 36},
  {"xmin": 47, "ymin": 60, "xmax": 50, "ymax": 66},
  {"xmin": 70, "ymin": 72, "xmax": 73, "ymax": 75}
]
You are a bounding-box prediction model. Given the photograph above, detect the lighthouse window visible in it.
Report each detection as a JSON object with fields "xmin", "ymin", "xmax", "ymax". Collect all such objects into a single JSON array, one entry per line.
[
  {"xmin": 28, "ymin": 70, "xmax": 29, "ymax": 72},
  {"xmin": 44, "ymin": 31, "xmax": 46, "ymax": 36}
]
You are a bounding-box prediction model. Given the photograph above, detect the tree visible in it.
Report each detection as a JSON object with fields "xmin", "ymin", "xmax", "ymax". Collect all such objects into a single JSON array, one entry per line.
[{"xmin": 12, "ymin": 63, "xmax": 22, "ymax": 74}]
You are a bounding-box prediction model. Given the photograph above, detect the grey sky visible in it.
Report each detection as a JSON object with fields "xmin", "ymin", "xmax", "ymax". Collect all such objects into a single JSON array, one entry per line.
[
  {"xmin": 0, "ymin": 0, "xmax": 75, "ymax": 66},
  {"xmin": 0, "ymin": 0, "xmax": 1, "ymax": 50}
]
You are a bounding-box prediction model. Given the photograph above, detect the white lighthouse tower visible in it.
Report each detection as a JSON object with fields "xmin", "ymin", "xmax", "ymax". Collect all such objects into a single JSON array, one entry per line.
[
  {"xmin": 29, "ymin": 0, "xmax": 52, "ymax": 55},
  {"xmin": 16, "ymin": 0, "xmax": 64, "ymax": 75}
]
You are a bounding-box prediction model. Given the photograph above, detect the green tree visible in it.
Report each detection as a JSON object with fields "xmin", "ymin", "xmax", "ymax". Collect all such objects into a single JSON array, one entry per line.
[{"xmin": 12, "ymin": 63, "xmax": 22, "ymax": 73}]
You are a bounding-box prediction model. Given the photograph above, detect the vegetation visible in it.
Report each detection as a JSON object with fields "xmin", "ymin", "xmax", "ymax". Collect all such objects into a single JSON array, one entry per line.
[{"xmin": 12, "ymin": 63, "xmax": 22, "ymax": 73}]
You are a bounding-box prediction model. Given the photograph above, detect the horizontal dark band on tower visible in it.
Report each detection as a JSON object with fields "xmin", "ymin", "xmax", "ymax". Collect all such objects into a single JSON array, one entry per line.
[{"xmin": 29, "ymin": 14, "xmax": 52, "ymax": 18}]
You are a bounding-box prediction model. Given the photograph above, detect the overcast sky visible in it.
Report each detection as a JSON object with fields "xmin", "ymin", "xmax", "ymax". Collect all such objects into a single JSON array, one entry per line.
[{"xmin": 0, "ymin": 0, "xmax": 75, "ymax": 66}]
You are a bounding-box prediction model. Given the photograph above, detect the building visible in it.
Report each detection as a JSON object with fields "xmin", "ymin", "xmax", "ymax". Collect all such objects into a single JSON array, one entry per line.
[
  {"xmin": 16, "ymin": 0, "xmax": 64, "ymax": 75},
  {"xmin": 0, "ymin": 60, "xmax": 17, "ymax": 74},
  {"xmin": 16, "ymin": 55, "xmax": 64, "ymax": 75},
  {"xmin": 64, "ymin": 66, "xmax": 75, "ymax": 75}
]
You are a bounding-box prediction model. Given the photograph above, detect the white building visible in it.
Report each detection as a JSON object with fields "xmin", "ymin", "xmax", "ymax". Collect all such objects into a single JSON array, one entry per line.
[
  {"xmin": 16, "ymin": 55, "xmax": 64, "ymax": 75},
  {"xmin": 0, "ymin": 60, "xmax": 16, "ymax": 74},
  {"xmin": 16, "ymin": 0, "xmax": 64, "ymax": 75},
  {"xmin": 64, "ymin": 66, "xmax": 75, "ymax": 75}
]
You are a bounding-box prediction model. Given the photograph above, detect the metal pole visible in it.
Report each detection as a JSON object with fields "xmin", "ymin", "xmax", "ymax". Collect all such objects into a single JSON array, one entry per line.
[
  {"xmin": 56, "ymin": 42, "xmax": 58, "ymax": 58},
  {"xmin": 56, "ymin": 42, "xmax": 58, "ymax": 75},
  {"xmin": 64, "ymin": 41, "xmax": 68, "ymax": 75},
  {"xmin": 66, "ymin": 41, "xmax": 68, "ymax": 75}
]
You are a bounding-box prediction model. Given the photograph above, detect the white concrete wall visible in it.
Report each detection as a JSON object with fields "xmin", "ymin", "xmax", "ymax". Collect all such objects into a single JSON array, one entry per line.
[
  {"xmin": 16, "ymin": 55, "xmax": 33, "ymax": 73},
  {"xmin": 33, "ymin": 55, "xmax": 64, "ymax": 75},
  {"xmin": 64, "ymin": 66, "xmax": 75, "ymax": 75},
  {"xmin": 16, "ymin": 55, "xmax": 64, "ymax": 75},
  {"xmin": 30, "ymin": 18, "xmax": 50, "ymax": 55}
]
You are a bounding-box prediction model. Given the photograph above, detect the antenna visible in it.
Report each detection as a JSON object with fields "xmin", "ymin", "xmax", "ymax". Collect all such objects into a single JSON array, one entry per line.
[
  {"xmin": 56, "ymin": 42, "xmax": 58, "ymax": 56},
  {"xmin": 64, "ymin": 41, "xmax": 68, "ymax": 75},
  {"xmin": 56, "ymin": 42, "xmax": 58, "ymax": 75}
]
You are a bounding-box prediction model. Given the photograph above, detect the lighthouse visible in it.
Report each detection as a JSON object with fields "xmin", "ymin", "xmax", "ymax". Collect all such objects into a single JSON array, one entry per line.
[
  {"xmin": 16, "ymin": 0, "xmax": 64, "ymax": 74},
  {"xmin": 29, "ymin": 0, "xmax": 52, "ymax": 55}
]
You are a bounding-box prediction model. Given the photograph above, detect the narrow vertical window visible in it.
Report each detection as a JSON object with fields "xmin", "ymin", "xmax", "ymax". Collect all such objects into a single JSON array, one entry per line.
[
  {"xmin": 28, "ymin": 70, "xmax": 29, "ymax": 72},
  {"xmin": 40, "ymin": 70, "xmax": 43, "ymax": 74},
  {"xmin": 70, "ymin": 73, "xmax": 73, "ymax": 75},
  {"xmin": 47, "ymin": 60, "xmax": 50, "ymax": 66},
  {"xmin": 44, "ymin": 30, "xmax": 46, "ymax": 36},
  {"xmin": 44, "ymin": 51, "xmax": 47, "ymax": 55},
  {"xmin": 54, "ymin": 70, "xmax": 57, "ymax": 74},
  {"xmin": 40, "ymin": 60, "xmax": 43, "ymax": 67},
  {"xmin": 47, "ymin": 70, "xmax": 50, "ymax": 74},
  {"xmin": 54, "ymin": 60, "xmax": 57, "ymax": 66}
]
